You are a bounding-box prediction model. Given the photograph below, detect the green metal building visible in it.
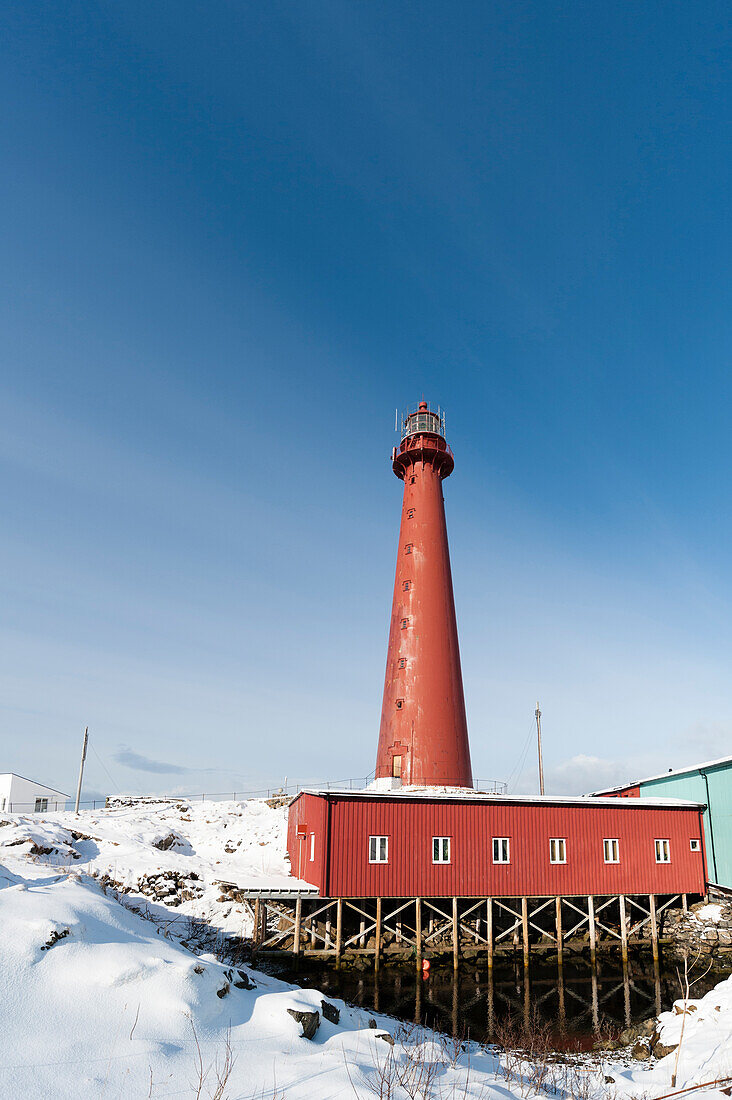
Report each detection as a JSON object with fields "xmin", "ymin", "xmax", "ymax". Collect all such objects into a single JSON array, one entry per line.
[{"xmin": 594, "ymin": 755, "xmax": 732, "ymax": 888}]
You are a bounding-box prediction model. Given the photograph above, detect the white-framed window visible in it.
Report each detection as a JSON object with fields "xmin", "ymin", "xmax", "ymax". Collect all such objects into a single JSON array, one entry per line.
[
  {"xmin": 369, "ymin": 835, "xmax": 389, "ymax": 863},
  {"xmin": 432, "ymin": 837, "xmax": 451, "ymax": 864},
  {"xmin": 603, "ymin": 838, "xmax": 619, "ymax": 864},
  {"xmin": 549, "ymin": 838, "xmax": 566, "ymax": 864},
  {"xmin": 655, "ymin": 839, "xmax": 671, "ymax": 863},
  {"xmin": 690, "ymin": 838, "xmax": 701, "ymax": 852},
  {"xmin": 309, "ymin": 833, "xmax": 315, "ymax": 861},
  {"xmin": 492, "ymin": 837, "xmax": 510, "ymax": 864},
  {"xmin": 34, "ymin": 798, "xmax": 48, "ymax": 813}
]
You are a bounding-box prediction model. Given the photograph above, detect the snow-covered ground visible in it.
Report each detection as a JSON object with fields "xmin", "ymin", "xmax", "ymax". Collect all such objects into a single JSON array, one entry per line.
[
  {"xmin": 2, "ymin": 800, "xmax": 732, "ymax": 1099},
  {"xmin": 0, "ymin": 797, "xmax": 296, "ymax": 940}
]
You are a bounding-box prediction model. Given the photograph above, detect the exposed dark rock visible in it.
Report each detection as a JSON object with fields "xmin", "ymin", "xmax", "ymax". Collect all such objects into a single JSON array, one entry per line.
[
  {"xmin": 376, "ymin": 1032, "xmax": 395, "ymax": 1046},
  {"xmin": 216, "ymin": 982, "xmax": 230, "ymax": 998},
  {"xmin": 653, "ymin": 1042, "xmax": 677, "ymax": 1059},
  {"xmin": 321, "ymin": 1000, "xmax": 340, "ymax": 1025},
  {"xmin": 632, "ymin": 1040, "xmax": 652, "ymax": 1061},
  {"xmin": 41, "ymin": 928, "xmax": 70, "ymax": 950},
  {"xmin": 287, "ymin": 1009, "xmax": 320, "ymax": 1039},
  {"xmin": 153, "ymin": 833, "xmax": 180, "ymax": 852}
]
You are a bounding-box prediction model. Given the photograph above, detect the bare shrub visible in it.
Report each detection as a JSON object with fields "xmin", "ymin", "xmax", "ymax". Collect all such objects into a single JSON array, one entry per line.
[
  {"xmin": 671, "ymin": 950, "xmax": 713, "ymax": 1088},
  {"xmin": 189, "ymin": 1018, "xmax": 237, "ymax": 1099}
]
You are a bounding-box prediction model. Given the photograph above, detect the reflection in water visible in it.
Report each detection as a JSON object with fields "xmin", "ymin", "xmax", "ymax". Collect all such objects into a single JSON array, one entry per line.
[{"xmin": 267, "ymin": 956, "xmax": 727, "ymax": 1050}]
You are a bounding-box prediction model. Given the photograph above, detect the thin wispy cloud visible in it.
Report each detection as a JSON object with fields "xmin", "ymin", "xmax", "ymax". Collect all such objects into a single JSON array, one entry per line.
[{"xmin": 113, "ymin": 748, "xmax": 190, "ymax": 776}]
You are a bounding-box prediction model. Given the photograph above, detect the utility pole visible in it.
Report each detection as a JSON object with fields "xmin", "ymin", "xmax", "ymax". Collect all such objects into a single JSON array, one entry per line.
[
  {"xmin": 535, "ymin": 703, "xmax": 545, "ymax": 795},
  {"xmin": 75, "ymin": 726, "xmax": 89, "ymax": 814}
]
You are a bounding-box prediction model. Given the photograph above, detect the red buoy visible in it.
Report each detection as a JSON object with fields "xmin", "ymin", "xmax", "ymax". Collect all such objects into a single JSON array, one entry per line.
[{"xmin": 375, "ymin": 402, "xmax": 473, "ymax": 789}]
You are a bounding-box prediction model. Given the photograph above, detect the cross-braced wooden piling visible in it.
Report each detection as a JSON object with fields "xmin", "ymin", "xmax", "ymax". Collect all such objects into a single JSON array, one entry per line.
[{"xmin": 226, "ymin": 888, "xmax": 694, "ymax": 965}]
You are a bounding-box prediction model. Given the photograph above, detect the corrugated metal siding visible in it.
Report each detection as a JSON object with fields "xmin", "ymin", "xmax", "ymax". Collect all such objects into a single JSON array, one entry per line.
[
  {"xmin": 604, "ymin": 785, "xmax": 641, "ymax": 798},
  {"xmin": 640, "ymin": 763, "xmax": 732, "ymax": 887},
  {"xmin": 286, "ymin": 793, "xmax": 327, "ymax": 889},
  {"xmin": 323, "ymin": 797, "xmax": 706, "ymax": 897}
]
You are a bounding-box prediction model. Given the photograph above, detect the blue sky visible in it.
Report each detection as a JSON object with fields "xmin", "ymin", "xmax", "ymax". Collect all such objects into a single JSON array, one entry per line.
[{"xmin": 1, "ymin": 2, "xmax": 731, "ymax": 802}]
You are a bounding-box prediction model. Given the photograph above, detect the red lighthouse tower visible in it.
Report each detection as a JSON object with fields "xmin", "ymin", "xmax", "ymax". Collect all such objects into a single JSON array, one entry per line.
[{"xmin": 375, "ymin": 403, "xmax": 473, "ymax": 789}]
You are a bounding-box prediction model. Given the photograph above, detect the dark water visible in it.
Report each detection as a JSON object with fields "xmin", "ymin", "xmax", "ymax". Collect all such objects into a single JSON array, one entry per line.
[{"xmin": 263, "ymin": 955, "xmax": 728, "ymax": 1051}]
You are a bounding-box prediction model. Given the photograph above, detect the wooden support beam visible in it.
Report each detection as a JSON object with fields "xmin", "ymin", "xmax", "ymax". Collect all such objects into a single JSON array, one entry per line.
[
  {"xmin": 649, "ymin": 893, "xmax": 659, "ymax": 963},
  {"xmin": 556, "ymin": 896, "xmax": 563, "ymax": 968},
  {"xmin": 293, "ymin": 895, "xmax": 302, "ymax": 956},
  {"xmin": 486, "ymin": 897, "xmax": 493, "ymax": 969},
  {"xmin": 622, "ymin": 958, "xmax": 631, "ymax": 1028},
  {"xmin": 591, "ymin": 966, "xmax": 599, "ymax": 1032},
  {"xmin": 415, "ymin": 897, "xmax": 422, "ymax": 965},
  {"xmin": 587, "ymin": 896, "xmax": 596, "ymax": 966},
  {"xmin": 521, "ymin": 896, "xmax": 529, "ymax": 969},
  {"xmin": 619, "ymin": 894, "xmax": 628, "ymax": 965},
  {"xmin": 682, "ymin": 892, "xmax": 688, "ymax": 914},
  {"xmin": 253, "ymin": 898, "xmax": 261, "ymax": 951},
  {"xmin": 452, "ymin": 897, "xmax": 459, "ymax": 970},
  {"xmin": 375, "ymin": 897, "xmax": 382, "ymax": 972},
  {"xmin": 335, "ymin": 898, "xmax": 343, "ymax": 966}
]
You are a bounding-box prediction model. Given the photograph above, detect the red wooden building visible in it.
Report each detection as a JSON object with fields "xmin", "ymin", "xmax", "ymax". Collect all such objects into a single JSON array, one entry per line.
[{"xmin": 287, "ymin": 788, "xmax": 707, "ymax": 898}]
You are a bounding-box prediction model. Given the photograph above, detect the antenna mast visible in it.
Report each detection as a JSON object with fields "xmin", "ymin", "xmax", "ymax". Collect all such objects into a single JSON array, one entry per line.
[{"xmin": 535, "ymin": 702, "xmax": 545, "ymax": 795}]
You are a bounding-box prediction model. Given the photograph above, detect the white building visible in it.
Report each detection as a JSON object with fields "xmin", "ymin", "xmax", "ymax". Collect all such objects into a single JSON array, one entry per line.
[{"xmin": 0, "ymin": 774, "xmax": 68, "ymax": 813}]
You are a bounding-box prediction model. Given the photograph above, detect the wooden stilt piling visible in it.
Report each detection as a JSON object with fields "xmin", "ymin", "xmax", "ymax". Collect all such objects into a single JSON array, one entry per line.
[
  {"xmin": 556, "ymin": 895, "xmax": 563, "ymax": 967},
  {"xmin": 521, "ymin": 896, "xmax": 529, "ymax": 969},
  {"xmin": 335, "ymin": 898, "xmax": 343, "ymax": 966},
  {"xmin": 588, "ymin": 895, "xmax": 596, "ymax": 966},
  {"xmin": 375, "ymin": 897, "xmax": 382, "ymax": 972},
  {"xmin": 415, "ymin": 897, "xmax": 422, "ymax": 965},
  {"xmin": 293, "ymin": 895, "xmax": 302, "ymax": 956},
  {"xmin": 649, "ymin": 893, "xmax": 659, "ymax": 963},
  {"xmin": 452, "ymin": 897, "xmax": 459, "ymax": 971},
  {"xmin": 486, "ymin": 897, "xmax": 493, "ymax": 969},
  {"xmin": 253, "ymin": 898, "xmax": 261, "ymax": 953},
  {"xmin": 619, "ymin": 894, "xmax": 628, "ymax": 964}
]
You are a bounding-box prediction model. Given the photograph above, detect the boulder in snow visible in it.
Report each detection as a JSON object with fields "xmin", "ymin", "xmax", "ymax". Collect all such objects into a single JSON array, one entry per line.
[
  {"xmin": 321, "ymin": 999, "xmax": 339, "ymax": 1025},
  {"xmin": 287, "ymin": 1009, "xmax": 320, "ymax": 1040}
]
